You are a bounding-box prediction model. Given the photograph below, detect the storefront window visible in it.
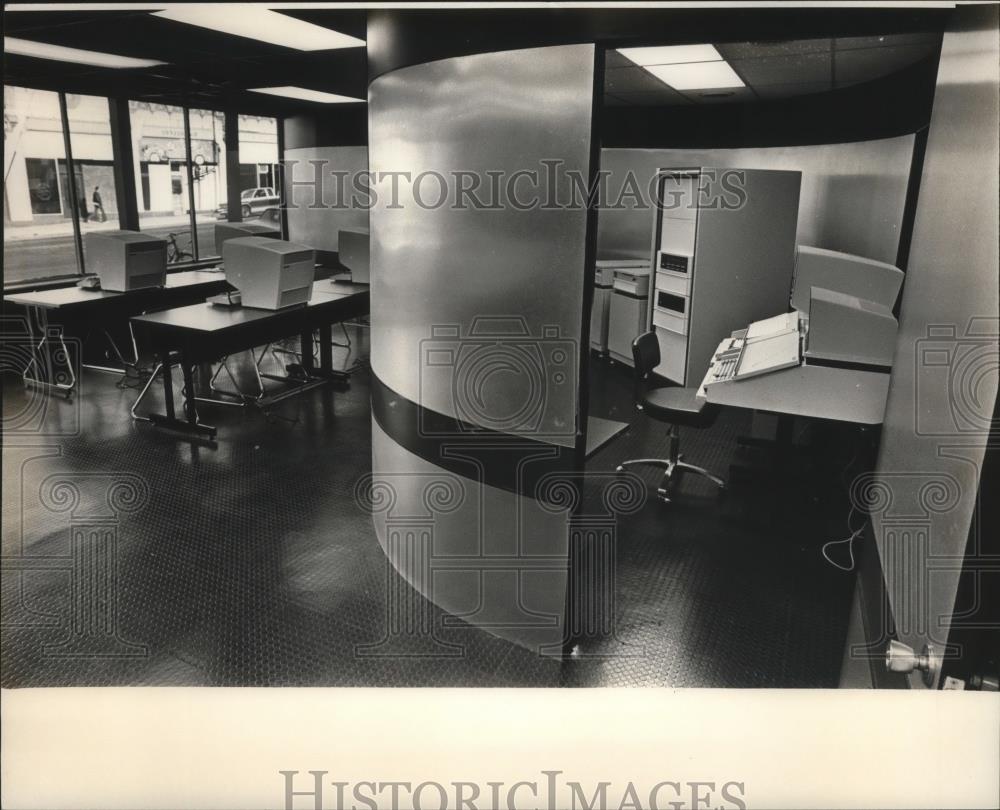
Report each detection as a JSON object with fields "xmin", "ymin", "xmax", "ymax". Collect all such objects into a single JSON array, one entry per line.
[
  {"xmin": 4, "ymin": 92, "xmax": 283, "ymax": 284},
  {"xmin": 189, "ymin": 108, "xmax": 227, "ymax": 258},
  {"xmin": 3, "ymin": 86, "xmax": 81, "ymax": 283},
  {"xmin": 65, "ymin": 93, "xmax": 118, "ymax": 269},
  {"xmin": 237, "ymin": 114, "xmax": 281, "ymax": 234},
  {"xmin": 128, "ymin": 100, "xmax": 194, "ymax": 264}
]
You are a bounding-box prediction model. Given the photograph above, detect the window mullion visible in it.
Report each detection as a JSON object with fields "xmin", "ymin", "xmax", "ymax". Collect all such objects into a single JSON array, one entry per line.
[
  {"xmin": 182, "ymin": 107, "xmax": 199, "ymax": 260},
  {"xmin": 58, "ymin": 92, "xmax": 86, "ymax": 275}
]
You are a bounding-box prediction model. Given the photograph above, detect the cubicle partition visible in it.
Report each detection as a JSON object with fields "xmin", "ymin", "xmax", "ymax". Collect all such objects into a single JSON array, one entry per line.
[
  {"xmin": 866, "ymin": 4, "xmax": 999, "ymax": 689},
  {"xmin": 596, "ymin": 137, "xmax": 915, "ymax": 265},
  {"xmin": 367, "ymin": 43, "xmax": 601, "ymax": 652},
  {"xmin": 284, "ymin": 145, "xmax": 369, "ymax": 266}
]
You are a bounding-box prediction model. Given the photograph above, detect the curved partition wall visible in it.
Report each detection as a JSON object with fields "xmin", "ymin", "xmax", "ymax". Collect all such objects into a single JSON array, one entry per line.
[
  {"xmin": 596, "ymin": 137, "xmax": 915, "ymax": 265},
  {"xmin": 869, "ymin": 3, "xmax": 999, "ymax": 688},
  {"xmin": 285, "ymin": 145, "xmax": 369, "ymax": 258},
  {"xmin": 367, "ymin": 43, "xmax": 600, "ymax": 653}
]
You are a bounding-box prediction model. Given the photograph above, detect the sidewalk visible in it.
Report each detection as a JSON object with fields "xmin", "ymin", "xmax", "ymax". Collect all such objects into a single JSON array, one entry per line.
[{"xmin": 3, "ymin": 212, "xmax": 221, "ymax": 242}]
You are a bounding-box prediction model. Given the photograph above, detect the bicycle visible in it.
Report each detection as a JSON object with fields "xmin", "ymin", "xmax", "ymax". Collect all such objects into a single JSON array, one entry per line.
[{"xmin": 166, "ymin": 232, "xmax": 194, "ymax": 264}]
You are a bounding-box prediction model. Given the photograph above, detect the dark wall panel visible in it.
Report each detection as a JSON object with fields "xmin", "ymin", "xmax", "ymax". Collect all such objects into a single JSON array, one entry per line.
[
  {"xmin": 601, "ymin": 57, "xmax": 939, "ymax": 149},
  {"xmin": 283, "ymin": 109, "xmax": 368, "ymax": 151}
]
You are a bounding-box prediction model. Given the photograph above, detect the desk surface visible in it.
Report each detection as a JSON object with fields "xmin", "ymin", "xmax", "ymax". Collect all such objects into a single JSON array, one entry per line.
[
  {"xmin": 4, "ymin": 270, "xmax": 227, "ymax": 310},
  {"xmin": 132, "ymin": 282, "xmax": 368, "ymax": 335},
  {"xmin": 698, "ymin": 338, "xmax": 889, "ymax": 425}
]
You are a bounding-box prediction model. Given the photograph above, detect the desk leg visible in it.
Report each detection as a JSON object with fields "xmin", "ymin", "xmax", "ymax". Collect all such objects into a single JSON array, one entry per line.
[
  {"xmin": 316, "ymin": 322, "xmax": 350, "ymax": 383},
  {"xmin": 319, "ymin": 324, "xmax": 333, "ymax": 373},
  {"xmin": 181, "ymin": 354, "xmax": 198, "ymax": 425},
  {"xmin": 160, "ymin": 349, "xmax": 176, "ymax": 421},
  {"xmin": 300, "ymin": 330, "xmax": 315, "ymax": 376},
  {"xmin": 146, "ymin": 347, "xmax": 216, "ymax": 439},
  {"xmin": 22, "ymin": 306, "xmax": 76, "ymax": 398}
]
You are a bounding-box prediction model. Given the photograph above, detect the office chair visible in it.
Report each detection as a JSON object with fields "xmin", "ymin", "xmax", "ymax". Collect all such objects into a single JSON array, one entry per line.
[{"xmin": 617, "ymin": 331, "xmax": 726, "ymax": 503}]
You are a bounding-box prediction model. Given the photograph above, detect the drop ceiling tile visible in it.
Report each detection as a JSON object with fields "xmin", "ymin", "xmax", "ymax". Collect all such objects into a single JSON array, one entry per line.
[
  {"xmin": 834, "ymin": 43, "xmax": 938, "ymax": 84},
  {"xmin": 605, "ymin": 50, "xmax": 636, "ymax": 70},
  {"xmin": 611, "ymin": 90, "xmax": 693, "ymax": 107},
  {"xmin": 718, "ymin": 38, "xmax": 831, "ymax": 60},
  {"xmin": 754, "ymin": 82, "xmax": 832, "ymax": 100},
  {"xmin": 680, "ymin": 86, "xmax": 757, "ymax": 104},
  {"xmin": 605, "ymin": 65, "xmax": 669, "ymax": 94},
  {"xmin": 834, "ymin": 33, "xmax": 939, "ymax": 51},
  {"xmin": 730, "ymin": 52, "xmax": 832, "ymax": 86}
]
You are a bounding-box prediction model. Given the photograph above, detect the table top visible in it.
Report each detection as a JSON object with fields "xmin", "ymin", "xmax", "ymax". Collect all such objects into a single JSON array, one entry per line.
[
  {"xmin": 132, "ymin": 284, "xmax": 368, "ymax": 335},
  {"xmin": 317, "ymin": 278, "xmax": 370, "ymax": 296},
  {"xmin": 4, "ymin": 270, "xmax": 227, "ymax": 309},
  {"xmin": 698, "ymin": 337, "xmax": 888, "ymax": 425}
]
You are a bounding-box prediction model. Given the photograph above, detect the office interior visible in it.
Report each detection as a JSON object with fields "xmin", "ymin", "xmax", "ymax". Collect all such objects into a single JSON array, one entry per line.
[{"xmin": 2, "ymin": 3, "xmax": 997, "ymax": 690}]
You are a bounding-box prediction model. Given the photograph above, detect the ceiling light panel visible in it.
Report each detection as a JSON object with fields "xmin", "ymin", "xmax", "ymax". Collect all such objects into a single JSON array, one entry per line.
[
  {"xmin": 645, "ymin": 61, "xmax": 746, "ymax": 90},
  {"xmin": 4, "ymin": 36, "xmax": 165, "ymax": 68},
  {"xmin": 617, "ymin": 44, "xmax": 723, "ymax": 67},
  {"xmin": 248, "ymin": 86, "xmax": 364, "ymax": 104},
  {"xmin": 153, "ymin": 6, "xmax": 364, "ymax": 51}
]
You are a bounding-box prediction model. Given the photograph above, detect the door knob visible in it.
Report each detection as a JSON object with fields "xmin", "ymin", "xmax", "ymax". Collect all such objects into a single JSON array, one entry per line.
[{"xmin": 885, "ymin": 640, "xmax": 941, "ymax": 687}]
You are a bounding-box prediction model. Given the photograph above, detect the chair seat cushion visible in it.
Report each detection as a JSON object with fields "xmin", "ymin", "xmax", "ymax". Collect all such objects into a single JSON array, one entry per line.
[{"xmin": 642, "ymin": 385, "xmax": 718, "ymax": 427}]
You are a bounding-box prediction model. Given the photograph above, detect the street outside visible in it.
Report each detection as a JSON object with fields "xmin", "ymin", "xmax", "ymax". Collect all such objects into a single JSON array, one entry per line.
[{"xmin": 3, "ymin": 212, "xmax": 277, "ymax": 284}]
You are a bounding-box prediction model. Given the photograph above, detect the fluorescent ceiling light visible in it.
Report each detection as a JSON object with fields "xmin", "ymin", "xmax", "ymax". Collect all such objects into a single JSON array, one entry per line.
[
  {"xmin": 616, "ymin": 43, "xmax": 745, "ymax": 91},
  {"xmin": 248, "ymin": 86, "xmax": 364, "ymax": 104},
  {"xmin": 4, "ymin": 36, "xmax": 165, "ymax": 68},
  {"xmin": 644, "ymin": 60, "xmax": 745, "ymax": 90},
  {"xmin": 618, "ymin": 44, "xmax": 724, "ymax": 67},
  {"xmin": 153, "ymin": 6, "xmax": 364, "ymax": 51}
]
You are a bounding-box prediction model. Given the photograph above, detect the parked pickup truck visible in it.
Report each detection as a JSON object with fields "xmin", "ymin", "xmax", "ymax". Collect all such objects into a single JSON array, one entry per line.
[{"xmin": 215, "ymin": 187, "xmax": 280, "ymax": 219}]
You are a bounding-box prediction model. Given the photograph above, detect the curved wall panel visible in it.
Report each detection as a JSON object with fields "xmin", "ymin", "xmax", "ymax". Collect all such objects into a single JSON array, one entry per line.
[
  {"xmin": 597, "ymin": 136, "xmax": 914, "ymax": 266},
  {"xmin": 369, "ymin": 43, "xmax": 596, "ymax": 446},
  {"xmin": 369, "ymin": 419, "xmax": 571, "ymax": 654},
  {"xmin": 367, "ymin": 43, "xmax": 600, "ymax": 652},
  {"xmin": 870, "ymin": 3, "xmax": 999, "ymax": 688}
]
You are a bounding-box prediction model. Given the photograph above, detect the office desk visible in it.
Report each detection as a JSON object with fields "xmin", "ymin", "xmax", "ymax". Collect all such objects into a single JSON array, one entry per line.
[
  {"xmin": 130, "ymin": 281, "xmax": 370, "ymax": 437},
  {"xmin": 4, "ymin": 270, "xmax": 229, "ymax": 315},
  {"xmin": 697, "ymin": 337, "xmax": 890, "ymax": 425},
  {"xmin": 4, "ymin": 271, "xmax": 231, "ymax": 395}
]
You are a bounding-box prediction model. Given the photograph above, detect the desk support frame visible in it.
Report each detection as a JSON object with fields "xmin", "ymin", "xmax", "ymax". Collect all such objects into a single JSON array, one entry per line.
[{"xmin": 22, "ymin": 307, "xmax": 76, "ymax": 399}]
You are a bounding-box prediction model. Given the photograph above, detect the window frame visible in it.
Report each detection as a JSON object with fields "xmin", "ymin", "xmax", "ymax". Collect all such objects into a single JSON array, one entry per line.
[
  {"xmin": 2, "ymin": 87, "xmax": 89, "ymax": 286},
  {"xmin": 3, "ymin": 86, "xmax": 285, "ymax": 292}
]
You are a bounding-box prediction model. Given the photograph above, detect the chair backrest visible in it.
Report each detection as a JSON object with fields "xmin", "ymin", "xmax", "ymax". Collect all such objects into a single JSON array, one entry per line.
[{"xmin": 630, "ymin": 331, "xmax": 660, "ymax": 404}]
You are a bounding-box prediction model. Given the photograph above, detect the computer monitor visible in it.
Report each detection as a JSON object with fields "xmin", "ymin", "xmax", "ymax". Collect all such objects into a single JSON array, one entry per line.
[
  {"xmin": 338, "ymin": 229, "xmax": 370, "ymax": 283},
  {"xmin": 84, "ymin": 230, "xmax": 167, "ymax": 292},
  {"xmin": 223, "ymin": 236, "xmax": 315, "ymax": 310},
  {"xmin": 805, "ymin": 286, "xmax": 898, "ymax": 368},
  {"xmin": 214, "ymin": 221, "xmax": 281, "ymax": 253},
  {"xmin": 791, "ymin": 246, "xmax": 904, "ymax": 313}
]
